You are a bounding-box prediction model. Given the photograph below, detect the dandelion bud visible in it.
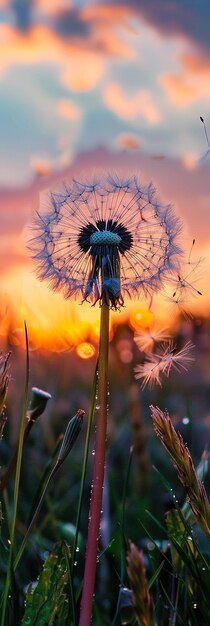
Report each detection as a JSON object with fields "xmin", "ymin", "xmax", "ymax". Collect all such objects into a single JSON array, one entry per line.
[
  {"xmin": 28, "ymin": 387, "xmax": 52, "ymax": 422},
  {"xmin": 57, "ymin": 409, "xmax": 85, "ymax": 465}
]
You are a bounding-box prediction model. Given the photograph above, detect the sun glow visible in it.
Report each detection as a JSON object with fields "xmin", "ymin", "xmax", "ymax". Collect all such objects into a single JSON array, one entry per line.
[
  {"xmin": 0, "ymin": 268, "xmax": 160, "ymax": 354},
  {"xmin": 76, "ymin": 342, "xmax": 96, "ymax": 359}
]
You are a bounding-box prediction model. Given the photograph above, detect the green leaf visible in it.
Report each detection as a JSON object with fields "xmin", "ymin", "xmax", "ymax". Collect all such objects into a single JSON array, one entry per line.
[{"xmin": 22, "ymin": 542, "xmax": 70, "ymax": 626}]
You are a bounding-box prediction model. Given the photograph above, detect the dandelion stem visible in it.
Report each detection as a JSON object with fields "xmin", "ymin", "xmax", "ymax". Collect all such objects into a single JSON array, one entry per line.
[{"xmin": 79, "ymin": 297, "xmax": 110, "ymax": 626}]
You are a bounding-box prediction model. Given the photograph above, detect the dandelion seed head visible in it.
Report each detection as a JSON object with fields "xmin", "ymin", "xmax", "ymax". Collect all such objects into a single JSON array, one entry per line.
[{"xmin": 30, "ymin": 174, "xmax": 182, "ymax": 309}]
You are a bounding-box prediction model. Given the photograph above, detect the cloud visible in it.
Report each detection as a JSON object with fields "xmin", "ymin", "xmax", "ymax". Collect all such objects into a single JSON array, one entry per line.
[
  {"xmin": 57, "ymin": 99, "xmax": 80, "ymax": 119},
  {"xmin": 160, "ymin": 50, "xmax": 210, "ymax": 106},
  {"xmin": 159, "ymin": 74, "xmax": 198, "ymax": 106},
  {"xmin": 116, "ymin": 133, "xmax": 142, "ymax": 150},
  {"xmin": 0, "ymin": 2, "xmax": 135, "ymax": 77},
  {"xmin": 113, "ymin": 0, "xmax": 210, "ymax": 54},
  {"xmin": 103, "ymin": 82, "xmax": 161, "ymax": 123},
  {"xmin": 61, "ymin": 50, "xmax": 105, "ymax": 92}
]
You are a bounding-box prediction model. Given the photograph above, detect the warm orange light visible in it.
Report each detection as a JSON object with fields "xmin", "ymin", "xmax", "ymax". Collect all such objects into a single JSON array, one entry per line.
[
  {"xmin": 76, "ymin": 342, "xmax": 96, "ymax": 360},
  {"xmin": 129, "ymin": 308, "xmax": 154, "ymax": 330},
  {"xmin": 90, "ymin": 319, "xmax": 114, "ymax": 343}
]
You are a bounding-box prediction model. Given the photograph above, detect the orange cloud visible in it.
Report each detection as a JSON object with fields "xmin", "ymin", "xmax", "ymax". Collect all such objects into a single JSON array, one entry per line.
[
  {"xmin": 0, "ymin": 24, "xmax": 70, "ymax": 69},
  {"xmin": 181, "ymin": 52, "xmax": 210, "ymax": 74},
  {"xmin": 61, "ymin": 50, "xmax": 105, "ymax": 91},
  {"xmin": 81, "ymin": 4, "xmax": 130, "ymax": 23},
  {"xmin": 104, "ymin": 82, "xmax": 161, "ymax": 123},
  {"xmin": 160, "ymin": 50, "xmax": 210, "ymax": 106},
  {"xmin": 116, "ymin": 133, "xmax": 142, "ymax": 150},
  {"xmin": 0, "ymin": 4, "xmax": 135, "ymax": 81},
  {"xmin": 80, "ymin": 3, "xmax": 136, "ymax": 58},
  {"xmin": 35, "ymin": 0, "xmax": 73, "ymax": 17},
  {"xmin": 57, "ymin": 99, "xmax": 81, "ymax": 119}
]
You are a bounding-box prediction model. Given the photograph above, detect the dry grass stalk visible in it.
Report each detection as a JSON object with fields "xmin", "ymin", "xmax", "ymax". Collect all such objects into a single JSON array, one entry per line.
[
  {"xmin": 127, "ymin": 541, "xmax": 155, "ymax": 626},
  {"xmin": 0, "ymin": 352, "xmax": 11, "ymax": 439},
  {"xmin": 150, "ymin": 405, "xmax": 210, "ymax": 539}
]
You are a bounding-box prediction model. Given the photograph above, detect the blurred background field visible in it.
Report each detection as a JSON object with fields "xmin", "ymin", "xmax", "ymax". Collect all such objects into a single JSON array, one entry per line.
[{"xmin": 1, "ymin": 311, "xmax": 210, "ymax": 622}]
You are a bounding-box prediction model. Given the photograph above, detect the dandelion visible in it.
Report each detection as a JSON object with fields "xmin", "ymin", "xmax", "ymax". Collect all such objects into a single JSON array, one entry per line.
[
  {"xmin": 134, "ymin": 324, "xmax": 171, "ymax": 353},
  {"xmin": 30, "ymin": 174, "xmax": 182, "ymax": 310},
  {"xmin": 135, "ymin": 340, "xmax": 194, "ymax": 388},
  {"xmin": 30, "ymin": 174, "xmax": 182, "ymax": 626}
]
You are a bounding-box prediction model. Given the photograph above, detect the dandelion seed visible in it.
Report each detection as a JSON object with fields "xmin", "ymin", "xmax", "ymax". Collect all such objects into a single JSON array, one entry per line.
[
  {"xmin": 163, "ymin": 239, "xmax": 203, "ymax": 316},
  {"xmin": 158, "ymin": 340, "xmax": 194, "ymax": 375},
  {"xmin": 30, "ymin": 174, "xmax": 182, "ymax": 310},
  {"xmin": 134, "ymin": 324, "xmax": 171, "ymax": 353},
  {"xmin": 134, "ymin": 356, "xmax": 162, "ymax": 389},
  {"xmin": 199, "ymin": 116, "xmax": 210, "ymax": 163},
  {"xmin": 134, "ymin": 340, "xmax": 194, "ymax": 388}
]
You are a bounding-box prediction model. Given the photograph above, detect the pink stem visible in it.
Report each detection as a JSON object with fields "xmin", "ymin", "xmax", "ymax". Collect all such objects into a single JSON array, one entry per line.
[{"xmin": 79, "ymin": 300, "xmax": 109, "ymax": 626}]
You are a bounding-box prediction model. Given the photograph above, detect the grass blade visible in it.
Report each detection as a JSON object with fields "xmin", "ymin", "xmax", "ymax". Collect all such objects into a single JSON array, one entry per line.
[{"xmin": 1, "ymin": 321, "xmax": 30, "ymax": 626}]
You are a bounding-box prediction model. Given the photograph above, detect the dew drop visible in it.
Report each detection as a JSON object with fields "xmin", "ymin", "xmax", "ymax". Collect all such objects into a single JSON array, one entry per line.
[
  {"xmin": 76, "ymin": 547, "xmax": 80, "ymax": 553},
  {"xmin": 92, "ymin": 450, "xmax": 95, "ymax": 456},
  {"xmin": 96, "ymin": 404, "xmax": 100, "ymax": 410},
  {"xmin": 182, "ymin": 416, "xmax": 190, "ymax": 425},
  {"xmin": 74, "ymin": 561, "xmax": 77, "ymax": 566}
]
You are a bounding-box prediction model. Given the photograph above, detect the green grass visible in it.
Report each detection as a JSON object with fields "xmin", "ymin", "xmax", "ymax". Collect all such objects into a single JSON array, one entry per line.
[{"xmin": 0, "ymin": 321, "xmax": 209, "ymax": 626}]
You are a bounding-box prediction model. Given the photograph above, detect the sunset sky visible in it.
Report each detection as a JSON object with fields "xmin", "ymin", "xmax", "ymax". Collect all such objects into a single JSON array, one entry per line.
[{"xmin": 0, "ymin": 0, "xmax": 210, "ymax": 350}]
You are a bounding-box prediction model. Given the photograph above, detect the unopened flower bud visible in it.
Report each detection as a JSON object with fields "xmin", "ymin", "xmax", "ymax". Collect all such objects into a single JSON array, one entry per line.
[
  {"xmin": 57, "ymin": 409, "xmax": 85, "ymax": 465},
  {"xmin": 28, "ymin": 387, "xmax": 52, "ymax": 422}
]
